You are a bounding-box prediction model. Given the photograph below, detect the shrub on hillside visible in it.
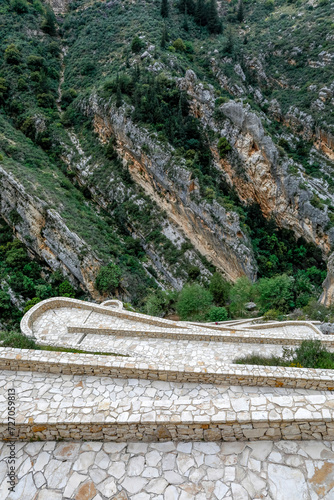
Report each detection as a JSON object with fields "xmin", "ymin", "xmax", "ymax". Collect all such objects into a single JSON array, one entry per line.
[
  {"xmin": 10, "ymin": 0, "xmax": 29, "ymax": 13},
  {"xmin": 24, "ymin": 297, "xmax": 42, "ymax": 314},
  {"xmin": 208, "ymin": 306, "xmax": 228, "ymax": 322},
  {"xmin": 144, "ymin": 289, "xmax": 178, "ymax": 317},
  {"xmin": 58, "ymin": 280, "xmax": 75, "ymax": 298},
  {"xmin": 95, "ymin": 263, "xmax": 122, "ymax": 294},
  {"xmin": 229, "ymin": 276, "xmax": 253, "ymax": 317},
  {"xmin": 290, "ymin": 340, "xmax": 334, "ymax": 369},
  {"xmin": 217, "ymin": 137, "xmax": 231, "ymax": 158},
  {"xmin": 0, "ymin": 291, "xmax": 12, "ymax": 319},
  {"xmin": 303, "ymin": 299, "xmax": 330, "ymax": 322},
  {"xmin": 131, "ymin": 36, "xmax": 144, "ymax": 54},
  {"xmin": 41, "ymin": 6, "xmax": 57, "ymax": 36},
  {"xmin": 4, "ymin": 44, "xmax": 21, "ymax": 65},
  {"xmin": 176, "ymin": 284, "xmax": 213, "ymax": 320},
  {"xmin": 255, "ymin": 274, "xmax": 294, "ymax": 313},
  {"xmin": 173, "ymin": 38, "xmax": 186, "ymax": 52},
  {"xmin": 209, "ymin": 272, "xmax": 230, "ymax": 305},
  {"xmin": 0, "ymin": 331, "xmax": 38, "ymax": 349}
]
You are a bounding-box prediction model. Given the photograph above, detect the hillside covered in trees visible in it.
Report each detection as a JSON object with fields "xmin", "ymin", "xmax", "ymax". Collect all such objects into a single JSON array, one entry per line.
[{"xmin": 0, "ymin": 0, "xmax": 333, "ymax": 328}]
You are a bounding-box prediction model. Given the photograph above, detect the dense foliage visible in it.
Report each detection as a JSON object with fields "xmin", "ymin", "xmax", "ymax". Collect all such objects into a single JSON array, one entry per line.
[
  {"xmin": 105, "ymin": 70, "xmax": 211, "ymax": 170},
  {"xmin": 177, "ymin": 0, "xmax": 222, "ymax": 34},
  {"xmin": 0, "ymin": 220, "xmax": 80, "ymax": 328}
]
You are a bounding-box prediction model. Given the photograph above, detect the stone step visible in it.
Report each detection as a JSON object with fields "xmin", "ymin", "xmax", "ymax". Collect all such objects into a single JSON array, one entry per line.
[{"xmin": 1, "ymin": 369, "xmax": 334, "ymax": 442}]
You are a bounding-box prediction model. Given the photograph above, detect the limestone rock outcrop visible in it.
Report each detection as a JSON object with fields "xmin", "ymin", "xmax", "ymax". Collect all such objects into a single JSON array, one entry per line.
[
  {"xmin": 180, "ymin": 70, "xmax": 334, "ymax": 256},
  {"xmin": 78, "ymin": 95, "xmax": 257, "ymax": 283},
  {"xmin": 0, "ymin": 166, "xmax": 102, "ymax": 297},
  {"xmin": 46, "ymin": 0, "xmax": 69, "ymax": 15}
]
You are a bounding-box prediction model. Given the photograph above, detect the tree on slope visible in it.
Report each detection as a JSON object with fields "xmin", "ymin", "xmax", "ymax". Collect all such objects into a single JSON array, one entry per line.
[
  {"xmin": 161, "ymin": 0, "xmax": 169, "ymax": 18},
  {"xmin": 237, "ymin": 0, "xmax": 244, "ymax": 23},
  {"xmin": 207, "ymin": 0, "xmax": 222, "ymax": 34}
]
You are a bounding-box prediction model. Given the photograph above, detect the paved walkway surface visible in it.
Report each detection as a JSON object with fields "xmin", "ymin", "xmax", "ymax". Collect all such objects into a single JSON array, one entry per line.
[
  {"xmin": 30, "ymin": 304, "xmax": 326, "ymax": 364},
  {"xmin": 1, "ymin": 440, "xmax": 334, "ymax": 500},
  {"xmin": 79, "ymin": 336, "xmax": 285, "ymax": 363}
]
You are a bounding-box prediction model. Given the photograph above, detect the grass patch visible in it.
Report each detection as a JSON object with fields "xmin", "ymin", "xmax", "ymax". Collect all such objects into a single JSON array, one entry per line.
[
  {"xmin": 0, "ymin": 330, "xmax": 127, "ymax": 356},
  {"xmin": 234, "ymin": 340, "xmax": 334, "ymax": 370},
  {"xmin": 39, "ymin": 345, "xmax": 128, "ymax": 357}
]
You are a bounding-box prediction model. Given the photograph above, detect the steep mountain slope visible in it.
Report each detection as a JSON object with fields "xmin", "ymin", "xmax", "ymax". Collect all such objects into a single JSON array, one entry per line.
[{"xmin": 0, "ymin": 0, "xmax": 333, "ymax": 324}]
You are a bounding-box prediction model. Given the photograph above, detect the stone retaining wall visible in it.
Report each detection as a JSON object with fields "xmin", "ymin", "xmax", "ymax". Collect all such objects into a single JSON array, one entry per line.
[
  {"xmin": 1, "ymin": 391, "xmax": 334, "ymax": 442},
  {"xmin": 66, "ymin": 325, "xmax": 334, "ymax": 347},
  {"xmin": 2, "ymin": 420, "xmax": 334, "ymax": 442},
  {"xmin": 2, "ymin": 348, "xmax": 334, "ymax": 390}
]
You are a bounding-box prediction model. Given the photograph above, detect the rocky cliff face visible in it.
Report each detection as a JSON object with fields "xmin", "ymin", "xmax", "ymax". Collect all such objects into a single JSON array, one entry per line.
[
  {"xmin": 320, "ymin": 253, "xmax": 334, "ymax": 307},
  {"xmin": 180, "ymin": 70, "xmax": 334, "ymax": 257},
  {"xmin": 2, "ymin": 0, "xmax": 333, "ymax": 308},
  {"xmin": 212, "ymin": 57, "xmax": 334, "ymax": 162},
  {"xmin": 78, "ymin": 95, "xmax": 257, "ymax": 283},
  {"xmin": 0, "ymin": 166, "xmax": 102, "ymax": 297}
]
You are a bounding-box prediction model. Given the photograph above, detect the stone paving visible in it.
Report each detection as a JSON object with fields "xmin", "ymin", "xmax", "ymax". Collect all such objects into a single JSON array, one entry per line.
[
  {"xmin": 79, "ymin": 335, "xmax": 286, "ymax": 363},
  {"xmin": 3, "ymin": 369, "xmax": 334, "ymax": 443},
  {"xmin": 1, "ymin": 369, "xmax": 331, "ymax": 426},
  {"xmin": 1, "ymin": 298, "xmax": 333, "ymax": 498},
  {"xmin": 21, "ymin": 298, "xmax": 333, "ymax": 365},
  {"xmin": 1, "ymin": 440, "xmax": 334, "ymax": 500}
]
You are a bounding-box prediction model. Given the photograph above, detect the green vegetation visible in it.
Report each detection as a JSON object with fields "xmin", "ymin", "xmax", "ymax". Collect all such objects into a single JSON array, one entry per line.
[
  {"xmin": 0, "ymin": 330, "xmax": 37, "ymax": 349},
  {"xmin": 23, "ymin": 297, "xmax": 42, "ymax": 314},
  {"xmin": 0, "ymin": 220, "xmax": 81, "ymax": 328},
  {"xmin": 95, "ymin": 263, "xmax": 122, "ymax": 295},
  {"xmin": 235, "ymin": 340, "xmax": 334, "ymax": 370},
  {"xmin": 104, "ymin": 71, "xmax": 211, "ymax": 170},
  {"xmin": 177, "ymin": 0, "xmax": 222, "ymax": 34},
  {"xmin": 144, "ymin": 289, "xmax": 178, "ymax": 317},
  {"xmin": 209, "ymin": 272, "xmax": 231, "ymax": 305},
  {"xmin": 244, "ymin": 204, "xmax": 326, "ymax": 291},
  {"xmin": 217, "ymin": 137, "xmax": 231, "ymax": 158},
  {"xmin": 161, "ymin": 0, "xmax": 169, "ymax": 18},
  {"xmin": 143, "ymin": 264, "xmax": 328, "ymax": 321},
  {"xmin": 176, "ymin": 284, "xmax": 213, "ymax": 321},
  {"xmin": 0, "ymin": 330, "xmax": 126, "ymax": 356},
  {"xmin": 0, "ymin": 0, "xmax": 332, "ymax": 328},
  {"xmin": 208, "ymin": 306, "xmax": 228, "ymax": 322}
]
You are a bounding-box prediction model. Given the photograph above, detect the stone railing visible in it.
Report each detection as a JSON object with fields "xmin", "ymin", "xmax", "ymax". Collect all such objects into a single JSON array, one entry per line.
[{"xmin": 20, "ymin": 297, "xmax": 188, "ymax": 338}]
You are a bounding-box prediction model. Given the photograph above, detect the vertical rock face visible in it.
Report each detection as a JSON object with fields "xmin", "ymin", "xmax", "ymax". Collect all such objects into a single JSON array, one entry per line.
[
  {"xmin": 80, "ymin": 95, "xmax": 257, "ymax": 283},
  {"xmin": 0, "ymin": 167, "xmax": 102, "ymax": 297},
  {"xmin": 179, "ymin": 70, "xmax": 333, "ymax": 256},
  {"xmin": 320, "ymin": 253, "xmax": 334, "ymax": 307}
]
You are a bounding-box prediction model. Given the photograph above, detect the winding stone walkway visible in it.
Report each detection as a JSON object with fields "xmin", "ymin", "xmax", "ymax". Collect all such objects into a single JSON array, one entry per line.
[{"xmin": 1, "ymin": 298, "xmax": 334, "ymax": 498}]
